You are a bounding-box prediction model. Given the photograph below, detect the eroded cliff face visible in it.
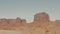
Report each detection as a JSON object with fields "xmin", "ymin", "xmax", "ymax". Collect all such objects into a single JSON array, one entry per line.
[
  {"xmin": 0, "ymin": 12, "xmax": 60, "ymax": 34},
  {"xmin": 34, "ymin": 12, "xmax": 50, "ymax": 22}
]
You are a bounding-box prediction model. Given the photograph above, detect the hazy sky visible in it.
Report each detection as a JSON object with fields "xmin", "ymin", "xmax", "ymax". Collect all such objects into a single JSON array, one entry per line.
[{"xmin": 0, "ymin": 0, "xmax": 60, "ymax": 22}]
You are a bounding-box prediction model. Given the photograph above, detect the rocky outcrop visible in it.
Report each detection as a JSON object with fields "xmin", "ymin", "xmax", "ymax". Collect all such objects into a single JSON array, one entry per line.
[
  {"xmin": 0, "ymin": 18, "xmax": 8, "ymax": 25},
  {"xmin": 34, "ymin": 12, "xmax": 50, "ymax": 23},
  {"xmin": 7, "ymin": 19, "xmax": 17, "ymax": 25},
  {"xmin": 22, "ymin": 19, "xmax": 26, "ymax": 24},
  {"xmin": 16, "ymin": 17, "xmax": 22, "ymax": 23},
  {"xmin": 0, "ymin": 17, "xmax": 26, "ymax": 26}
]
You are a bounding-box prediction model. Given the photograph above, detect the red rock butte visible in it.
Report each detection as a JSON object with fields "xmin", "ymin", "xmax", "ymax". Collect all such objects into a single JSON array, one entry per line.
[
  {"xmin": 0, "ymin": 17, "xmax": 26, "ymax": 26},
  {"xmin": 0, "ymin": 12, "xmax": 60, "ymax": 25},
  {"xmin": 0, "ymin": 12, "xmax": 59, "ymax": 34},
  {"xmin": 34, "ymin": 12, "xmax": 50, "ymax": 22}
]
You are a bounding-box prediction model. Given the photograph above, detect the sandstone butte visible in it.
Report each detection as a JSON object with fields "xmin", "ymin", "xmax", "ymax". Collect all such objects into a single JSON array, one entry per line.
[{"xmin": 0, "ymin": 12, "xmax": 60, "ymax": 34}]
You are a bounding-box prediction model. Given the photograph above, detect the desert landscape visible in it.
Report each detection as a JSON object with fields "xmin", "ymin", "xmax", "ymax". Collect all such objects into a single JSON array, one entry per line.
[{"xmin": 0, "ymin": 12, "xmax": 60, "ymax": 34}]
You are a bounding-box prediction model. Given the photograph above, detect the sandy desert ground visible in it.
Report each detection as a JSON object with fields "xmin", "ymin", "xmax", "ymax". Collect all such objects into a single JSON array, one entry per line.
[{"xmin": 0, "ymin": 30, "xmax": 24, "ymax": 34}]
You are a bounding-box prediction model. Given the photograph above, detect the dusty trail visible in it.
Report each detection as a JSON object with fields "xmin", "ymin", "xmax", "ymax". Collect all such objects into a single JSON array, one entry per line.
[{"xmin": 0, "ymin": 30, "xmax": 24, "ymax": 34}]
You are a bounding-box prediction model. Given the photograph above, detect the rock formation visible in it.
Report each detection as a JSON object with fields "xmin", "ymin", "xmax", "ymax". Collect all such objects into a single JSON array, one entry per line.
[
  {"xmin": 34, "ymin": 12, "xmax": 50, "ymax": 23},
  {"xmin": 54, "ymin": 20, "xmax": 60, "ymax": 26},
  {"xmin": 0, "ymin": 18, "xmax": 8, "ymax": 25},
  {"xmin": 7, "ymin": 19, "xmax": 17, "ymax": 25},
  {"xmin": 16, "ymin": 17, "xmax": 22, "ymax": 23},
  {"xmin": 16, "ymin": 17, "xmax": 22, "ymax": 25},
  {"xmin": 22, "ymin": 19, "xmax": 26, "ymax": 24},
  {"xmin": 0, "ymin": 17, "xmax": 26, "ymax": 26},
  {"xmin": 0, "ymin": 12, "xmax": 60, "ymax": 34}
]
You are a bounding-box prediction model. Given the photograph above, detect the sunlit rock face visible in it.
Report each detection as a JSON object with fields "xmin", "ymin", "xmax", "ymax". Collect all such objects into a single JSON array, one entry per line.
[
  {"xmin": 34, "ymin": 12, "xmax": 50, "ymax": 23},
  {"xmin": 54, "ymin": 20, "xmax": 60, "ymax": 26}
]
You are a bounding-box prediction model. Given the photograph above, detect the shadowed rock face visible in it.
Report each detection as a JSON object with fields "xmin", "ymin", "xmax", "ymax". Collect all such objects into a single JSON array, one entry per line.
[
  {"xmin": 34, "ymin": 12, "xmax": 50, "ymax": 23},
  {"xmin": 22, "ymin": 19, "xmax": 26, "ymax": 24}
]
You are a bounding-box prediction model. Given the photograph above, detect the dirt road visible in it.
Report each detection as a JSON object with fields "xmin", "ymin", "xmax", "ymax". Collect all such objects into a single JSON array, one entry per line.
[{"xmin": 0, "ymin": 30, "xmax": 24, "ymax": 34}]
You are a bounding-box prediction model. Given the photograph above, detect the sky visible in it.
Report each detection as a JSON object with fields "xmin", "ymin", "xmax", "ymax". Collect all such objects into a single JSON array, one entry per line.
[{"xmin": 0, "ymin": 0, "xmax": 60, "ymax": 22}]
